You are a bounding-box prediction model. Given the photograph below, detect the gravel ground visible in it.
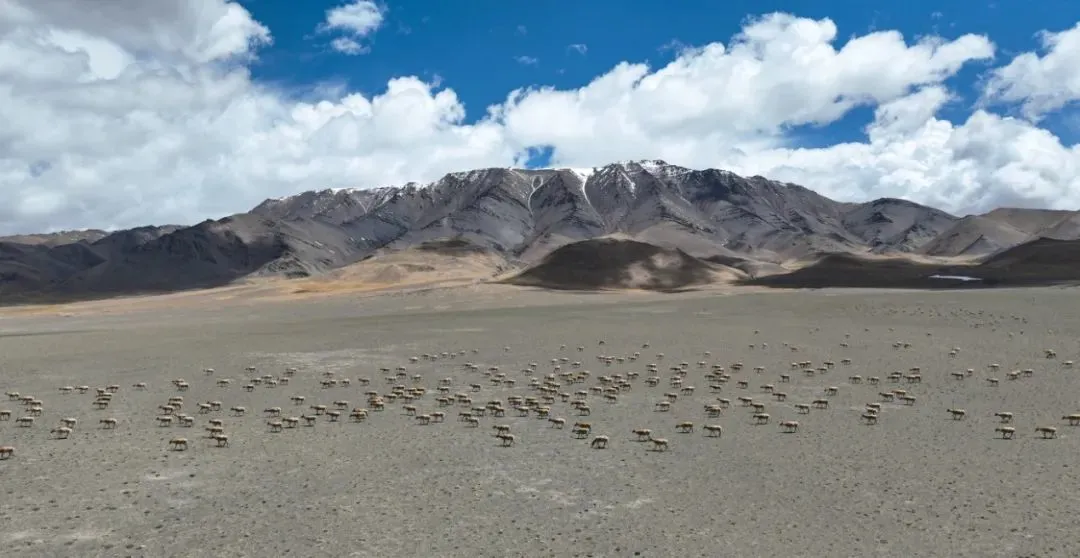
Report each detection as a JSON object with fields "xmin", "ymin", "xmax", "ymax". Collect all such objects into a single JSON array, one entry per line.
[{"xmin": 2, "ymin": 285, "xmax": 1080, "ymax": 557}]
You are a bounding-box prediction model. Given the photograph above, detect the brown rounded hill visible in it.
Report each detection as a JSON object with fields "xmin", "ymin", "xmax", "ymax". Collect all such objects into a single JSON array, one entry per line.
[
  {"xmin": 743, "ymin": 237, "xmax": 1080, "ymax": 289},
  {"xmin": 503, "ymin": 238, "xmax": 737, "ymax": 292}
]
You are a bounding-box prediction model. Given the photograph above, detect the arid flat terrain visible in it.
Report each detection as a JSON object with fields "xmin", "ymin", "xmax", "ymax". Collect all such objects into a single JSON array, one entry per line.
[{"xmin": 3, "ymin": 284, "xmax": 1080, "ymax": 557}]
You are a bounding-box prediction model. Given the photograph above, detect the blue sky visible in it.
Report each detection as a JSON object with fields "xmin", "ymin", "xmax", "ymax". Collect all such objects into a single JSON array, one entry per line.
[
  {"xmin": 6, "ymin": 0, "xmax": 1080, "ymax": 234},
  {"xmin": 240, "ymin": 0, "xmax": 1080, "ymax": 163}
]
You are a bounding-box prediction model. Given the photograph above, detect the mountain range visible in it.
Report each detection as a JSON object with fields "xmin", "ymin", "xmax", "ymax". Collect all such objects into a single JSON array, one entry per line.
[{"xmin": 3, "ymin": 160, "xmax": 1079, "ymax": 303}]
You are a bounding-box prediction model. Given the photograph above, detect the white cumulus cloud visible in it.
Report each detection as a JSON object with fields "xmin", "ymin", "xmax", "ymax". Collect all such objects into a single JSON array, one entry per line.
[
  {"xmin": 1, "ymin": 2, "xmax": 1079, "ymax": 235},
  {"xmin": 321, "ymin": 1, "xmax": 384, "ymax": 55},
  {"xmin": 330, "ymin": 36, "xmax": 367, "ymax": 55},
  {"xmin": 983, "ymin": 22, "xmax": 1080, "ymax": 120}
]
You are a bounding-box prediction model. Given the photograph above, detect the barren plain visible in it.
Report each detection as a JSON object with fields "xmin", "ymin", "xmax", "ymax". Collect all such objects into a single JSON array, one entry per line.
[{"xmin": 3, "ymin": 284, "xmax": 1080, "ymax": 557}]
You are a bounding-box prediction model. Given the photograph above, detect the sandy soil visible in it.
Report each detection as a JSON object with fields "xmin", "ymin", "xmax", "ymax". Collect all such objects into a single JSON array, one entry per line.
[
  {"xmin": 3, "ymin": 284, "xmax": 1080, "ymax": 557},
  {"xmin": 275, "ymin": 247, "xmax": 510, "ymax": 298}
]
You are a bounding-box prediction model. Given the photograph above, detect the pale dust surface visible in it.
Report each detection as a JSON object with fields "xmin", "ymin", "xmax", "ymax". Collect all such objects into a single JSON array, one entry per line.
[{"xmin": 2, "ymin": 285, "xmax": 1080, "ymax": 556}]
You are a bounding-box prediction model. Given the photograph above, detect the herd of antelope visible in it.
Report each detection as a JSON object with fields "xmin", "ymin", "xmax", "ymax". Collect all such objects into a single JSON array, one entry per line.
[{"xmin": 0, "ymin": 335, "xmax": 1076, "ymax": 461}]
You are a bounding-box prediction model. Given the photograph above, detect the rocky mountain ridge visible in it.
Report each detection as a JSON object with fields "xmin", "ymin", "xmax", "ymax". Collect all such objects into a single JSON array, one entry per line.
[{"xmin": 1, "ymin": 160, "xmax": 1077, "ymax": 302}]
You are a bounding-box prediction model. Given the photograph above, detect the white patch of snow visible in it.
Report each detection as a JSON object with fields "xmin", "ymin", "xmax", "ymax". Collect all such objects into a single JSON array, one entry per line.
[
  {"xmin": 929, "ymin": 274, "xmax": 982, "ymax": 282},
  {"xmin": 568, "ymin": 168, "xmax": 596, "ymax": 212},
  {"xmin": 568, "ymin": 167, "xmax": 596, "ymax": 180},
  {"xmin": 638, "ymin": 160, "xmax": 663, "ymax": 174},
  {"xmin": 526, "ymin": 175, "xmax": 543, "ymax": 214},
  {"xmin": 448, "ymin": 168, "xmax": 492, "ymax": 182},
  {"xmin": 618, "ymin": 169, "xmax": 636, "ymax": 195},
  {"xmin": 613, "ymin": 159, "xmax": 661, "ymax": 168},
  {"xmin": 508, "ymin": 169, "xmax": 537, "ymax": 212}
]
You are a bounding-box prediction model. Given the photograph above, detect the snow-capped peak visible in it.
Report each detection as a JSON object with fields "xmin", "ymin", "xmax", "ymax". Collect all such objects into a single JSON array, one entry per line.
[
  {"xmin": 568, "ymin": 167, "xmax": 596, "ymax": 182},
  {"xmin": 256, "ymin": 160, "xmax": 689, "ymax": 215},
  {"xmin": 637, "ymin": 159, "xmax": 669, "ymax": 173}
]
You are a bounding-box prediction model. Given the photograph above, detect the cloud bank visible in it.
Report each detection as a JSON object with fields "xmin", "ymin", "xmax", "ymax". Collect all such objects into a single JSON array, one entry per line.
[{"xmin": 2, "ymin": 1, "xmax": 1080, "ymax": 234}]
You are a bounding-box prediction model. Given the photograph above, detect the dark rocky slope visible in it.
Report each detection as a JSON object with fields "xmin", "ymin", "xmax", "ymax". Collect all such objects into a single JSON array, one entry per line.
[{"xmin": 3, "ymin": 160, "xmax": 1078, "ymax": 303}]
